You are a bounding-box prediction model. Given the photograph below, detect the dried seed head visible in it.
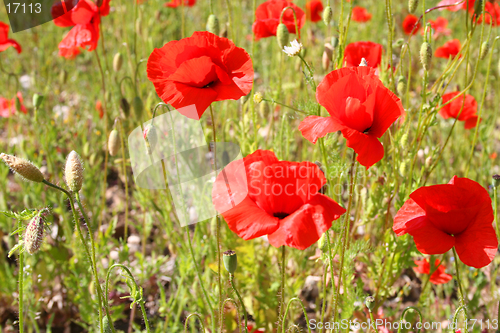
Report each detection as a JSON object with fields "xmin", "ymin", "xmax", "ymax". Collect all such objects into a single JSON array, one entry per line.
[
  {"xmin": 143, "ymin": 124, "xmax": 158, "ymax": 154},
  {"xmin": 65, "ymin": 151, "xmax": 84, "ymax": 192},
  {"xmin": 223, "ymin": 250, "xmax": 237, "ymax": 274},
  {"xmin": 108, "ymin": 129, "xmax": 121, "ymax": 157},
  {"xmin": 206, "ymin": 14, "xmax": 220, "ymax": 36},
  {"xmin": 480, "ymin": 41, "xmax": 490, "ymax": 60},
  {"xmin": 397, "ymin": 76, "xmax": 407, "ymax": 96},
  {"xmin": 113, "ymin": 52, "xmax": 123, "ymax": 72},
  {"xmin": 420, "ymin": 42, "xmax": 432, "ymax": 70},
  {"xmin": 323, "ymin": 6, "xmax": 333, "ymax": 25},
  {"xmin": 24, "ymin": 215, "xmax": 45, "ymax": 255},
  {"xmin": 409, "ymin": 0, "xmax": 419, "ymax": 13},
  {"xmin": 276, "ymin": 23, "xmax": 290, "ymax": 50},
  {"xmin": 492, "ymin": 175, "xmax": 500, "ymax": 188},
  {"xmin": 253, "ymin": 92, "xmax": 263, "ymax": 104},
  {"xmin": 0, "ymin": 153, "xmax": 44, "ymax": 183},
  {"xmin": 132, "ymin": 96, "xmax": 144, "ymax": 119}
]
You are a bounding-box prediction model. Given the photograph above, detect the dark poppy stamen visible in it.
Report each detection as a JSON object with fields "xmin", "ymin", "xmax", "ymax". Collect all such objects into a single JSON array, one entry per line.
[{"xmin": 273, "ymin": 212, "xmax": 290, "ymax": 219}]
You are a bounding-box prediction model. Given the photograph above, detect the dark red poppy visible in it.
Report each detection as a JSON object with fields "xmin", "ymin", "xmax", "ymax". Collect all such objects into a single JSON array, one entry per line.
[
  {"xmin": 0, "ymin": 92, "xmax": 27, "ymax": 117},
  {"xmin": 394, "ymin": 176, "xmax": 498, "ymax": 268},
  {"xmin": 413, "ymin": 259, "xmax": 452, "ymax": 285},
  {"xmin": 435, "ymin": 39, "xmax": 461, "ymax": 59},
  {"xmin": 343, "ymin": 41, "xmax": 382, "ymax": 69},
  {"xmin": 252, "ymin": 0, "xmax": 305, "ymax": 40},
  {"xmin": 299, "ymin": 67, "xmax": 404, "ymax": 168},
  {"xmin": 164, "ymin": 0, "xmax": 196, "ymax": 8},
  {"xmin": 305, "ymin": 0, "xmax": 323, "ymax": 23},
  {"xmin": 427, "ymin": 17, "xmax": 451, "ymax": 38},
  {"xmin": 402, "ymin": 14, "xmax": 421, "ymax": 35},
  {"xmin": 52, "ymin": 0, "xmax": 111, "ymax": 58},
  {"xmin": 212, "ymin": 150, "xmax": 345, "ymax": 250},
  {"xmin": 147, "ymin": 31, "xmax": 253, "ymax": 119},
  {"xmin": 439, "ymin": 92, "xmax": 479, "ymax": 129},
  {"xmin": 352, "ymin": 6, "xmax": 372, "ymax": 22},
  {"xmin": 0, "ymin": 22, "xmax": 21, "ymax": 53}
]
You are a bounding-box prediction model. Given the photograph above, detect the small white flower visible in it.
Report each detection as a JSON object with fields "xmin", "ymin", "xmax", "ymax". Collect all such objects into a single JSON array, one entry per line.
[
  {"xmin": 359, "ymin": 58, "xmax": 368, "ymax": 67},
  {"xmin": 283, "ymin": 39, "xmax": 303, "ymax": 57}
]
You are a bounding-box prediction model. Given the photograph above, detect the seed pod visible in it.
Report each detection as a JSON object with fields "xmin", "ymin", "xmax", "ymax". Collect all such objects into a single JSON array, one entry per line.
[
  {"xmin": 492, "ymin": 175, "xmax": 500, "ymax": 188},
  {"xmin": 317, "ymin": 232, "xmax": 328, "ymax": 252},
  {"xmin": 365, "ymin": 296, "xmax": 375, "ymax": 312},
  {"xmin": 24, "ymin": 215, "xmax": 45, "ymax": 255},
  {"xmin": 33, "ymin": 93, "xmax": 44, "ymax": 109},
  {"xmin": 276, "ymin": 23, "xmax": 289, "ymax": 50},
  {"xmin": 143, "ymin": 124, "xmax": 158, "ymax": 154},
  {"xmin": 223, "ymin": 250, "xmax": 237, "ymax": 274},
  {"xmin": 479, "ymin": 41, "xmax": 489, "ymax": 60},
  {"xmin": 0, "ymin": 153, "xmax": 44, "ymax": 183},
  {"xmin": 253, "ymin": 92, "xmax": 263, "ymax": 104},
  {"xmin": 113, "ymin": 52, "xmax": 123, "ymax": 72},
  {"xmin": 132, "ymin": 96, "xmax": 144, "ymax": 119},
  {"xmin": 65, "ymin": 151, "xmax": 84, "ymax": 192},
  {"xmin": 120, "ymin": 97, "xmax": 130, "ymax": 117},
  {"xmin": 409, "ymin": 0, "xmax": 419, "ymax": 13},
  {"xmin": 108, "ymin": 129, "xmax": 121, "ymax": 157},
  {"xmin": 103, "ymin": 316, "xmax": 113, "ymax": 333},
  {"xmin": 206, "ymin": 14, "xmax": 220, "ymax": 36},
  {"xmin": 323, "ymin": 6, "xmax": 333, "ymax": 25},
  {"xmin": 420, "ymin": 42, "xmax": 432, "ymax": 70},
  {"xmin": 397, "ymin": 76, "xmax": 407, "ymax": 96}
]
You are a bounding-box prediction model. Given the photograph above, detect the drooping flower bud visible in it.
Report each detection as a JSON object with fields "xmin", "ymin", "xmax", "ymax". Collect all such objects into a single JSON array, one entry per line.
[
  {"xmin": 59, "ymin": 69, "xmax": 68, "ymax": 85},
  {"xmin": 120, "ymin": 97, "xmax": 130, "ymax": 117},
  {"xmin": 420, "ymin": 42, "xmax": 432, "ymax": 70},
  {"xmin": 276, "ymin": 23, "xmax": 289, "ymax": 50},
  {"xmin": 492, "ymin": 175, "xmax": 500, "ymax": 188},
  {"xmin": 474, "ymin": 0, "xmax": 484, "ymax": 16},
  {"xmin": 206, "ymin": 14, "xmax": 220, "ymax": 36},
  {"xmin": 65, "ymin": 151, "xmax": 84, "ymax": 192},
  {"xmin": 479, "ymin": 41, "xmax": 490, "ymax": 60},
  {"xmin": 397, "ymin": 76, "xmax": 407, "ymax": 96},
  {"xmin": 108, "ymin": 129, "xmax": 121, "ymax": 157},
  {"xmin": 253, "ymin": 92, "xmax": 263, "ymax": 104},
  {"xmin": 24, "ymin": 215, "xmax": 46, "ymax": 255},
  {"xmin": 132, "ymin": 96, "xmax": 144, "ymax": 119},
  {"xmin": 323, "ymin": 6, "xmax": 333, "ymax": 25},
  {"xmin": 33, "ymin": 93, "xmax": 44, "ymax": 109},
  {"xmin": 113, "ymin": 52, "xmax": 123, "ymax": 72},
  {"xmin": 365, "ymin": 296, "xmax": 375, "ymax": 312},
  {"xmin": 223, "ymin": 250, "xmax": 238, "ymax": 274},
  {"xmin": 318, "ymin": 232, "xmax": 328, "ymax": 252},
  {"xmin": 143, "ymin": 124, "xmax": 158, "ymax": 154},
  {"xmin": 0, "ymin": 153, "xmax": 44, "ymax": 183},
  {"xmin": 409, "ymin": 0, "xmax": 419, "ymax": 13}
]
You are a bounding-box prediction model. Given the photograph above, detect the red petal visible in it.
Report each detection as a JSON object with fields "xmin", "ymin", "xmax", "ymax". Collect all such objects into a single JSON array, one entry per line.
[
  {"xmin": 342, "ymin": 128, "xmax": 384, "ymax": 168},
  {"xmin": 393, "ymin": 198, "xmax": 427, "ymax": 236},
  {"xmin": 298, "ymin": 116, "xmax": 343, "ymax": 144},
  {"xmin": 455, "ymin": 223, "xmax": 498, "ymax": 268},
  {"xmin": 411, "ymin": 222, "xmax": 455, "ymax": 255},
  {"xmin": 368, "ymin": 85, "xmax": 404, "ymax": 137}
]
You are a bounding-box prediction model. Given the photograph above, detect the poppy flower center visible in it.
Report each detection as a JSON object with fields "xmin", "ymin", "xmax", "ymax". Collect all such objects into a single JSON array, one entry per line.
[{"xmin": 273, "ymin": 212, "xmax": 290, "ymax": 219}]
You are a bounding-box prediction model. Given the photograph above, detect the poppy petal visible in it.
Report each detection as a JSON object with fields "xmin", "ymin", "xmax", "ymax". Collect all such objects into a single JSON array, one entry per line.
[
  {"xmin": 298, "ymin": 116, "xmax": 343, "ymax": 144},
  {"xmin": 455, "ymin": 223, "xmax": 498, "ymax": 268},
  {"xmin": 342, "ymin": 128, "xmax": 384, "ymax": 168},
  {"xmin": 411, "ymin": 222, "xmax": 455, "ymax": 255}
]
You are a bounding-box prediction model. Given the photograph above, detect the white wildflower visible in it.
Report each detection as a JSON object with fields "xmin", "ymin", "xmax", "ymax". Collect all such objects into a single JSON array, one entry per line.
[{"xmin": 283, "ymin": 39, "xmax": 303, "ymax": 57}]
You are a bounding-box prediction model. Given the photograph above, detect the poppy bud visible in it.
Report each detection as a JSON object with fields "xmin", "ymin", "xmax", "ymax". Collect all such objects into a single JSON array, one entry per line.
[
  {"xmin": 59, "ymin": 69, "xmax": 68, "ymax": 84},
  {"xmin": 0, "ymin": 153, "xmax": 44, "ymax": 183},
  {"xmin": 399, "ymin": 160, "xmax": 407, "ymax": 176},
  {"xmin": 365, "ymin": 296, "xmax": 375, "ymax": 312},
  {"xmin": 276, "ymin": 23, "xmax": 289, "ymax": 50},
  {"xmin": 135, "ymin": 18, "xmax": 142, "ymax": 37},
  {"xmin": 15, "ymin": 96, "xmax": 22, "ymax": 112},
  {"xmin": 323, "ymin": 6, "xmax": 333, "ymax": 25},
  {"xmin": 108, "ymin": 129, "xmax": 121, "ymax": 157},
  {"xmin": 392, "ymin": 38, "xmax": 404, "ymax": 49},
  {"xmin": 322, "ymin": 50, "xmax": 331, "ymax": 71},
  {"xmin": 33, "ymin": 93, "xmax": 44, "ymax": 109},
  {"xmin": 409, "ymin": 0, "xmax": 419, "ymax": 13},
  {"xmin": 492, "ymin": 175, "xmax": 500, "ymax": 188},
  {"xmin": 143, "ymin": 124, "xmax": 158, "ymax": 154},
  {"xmin": 24, "ymin": 215, "xmax": 46, "ymax": 255},
  {"xmin": 474, "ymin": 0, "xmax": 484, "ymax": 15},
  {"xmin": 318, "ymin": 232, "xmax": 328, "ymax": 252},
  {"xmin": 223, "ymin": 250, "xmax": 237, "ymax": 274},
  {"xmin": 103, "ymin": 316, "xmax": 113, "ymax": 333},
  {"xmin": 253, "ymin": 92, "xmax": 263, "ymax": 104},
  {"xmin": 65, "ymin": 151, "xmax": 84, "ymax": 192},
  {"xmin": 120, "ymin": 97, "xmax": 130, "ymax": 117},
  {"xmin": 259, "ymin": 101, "xmax": 270, "ymax": 118},
  {"xmin": 113, "ymin": 52, "xmax": 123, "ymax": 72},
  {"xmin": 206, "ymin": 14, "xmax": 220, "ymax": 36},
  {"xmin": 479, "ymin": 41, "xmax": 489, "ymax": 60},
  {"xmin": 397, "ymin": 76, "xmax": 407, "ymax": 96},
  {"xmin": 132, "ymin": 96, "xmax": 144, "ymax": 119},
  {"xmin": 420, "ymin": 42, "xmax": 432, "ymax": 70}
]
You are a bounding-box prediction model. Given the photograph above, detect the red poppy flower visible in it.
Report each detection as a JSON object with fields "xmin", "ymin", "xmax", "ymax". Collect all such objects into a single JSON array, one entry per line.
[
  {"xmin": 343, "ymin": 41, "xmax": 383, "ymax": 68},
  {"xmin": 147, "ymin": 31, "xmax": 253, "ymax": 120},
  {"xmin": 352, "ymin": 6, "xmax": 372, "ymax": 23},
  {"xmin": 413, "ymin": 259, "xmax": 452, "ymax": 285},
  {"xmin": 393, "ymin": 176, "xmax": 498, "ymax": 268},
  {"xmin": 247, "ymin": 324, "xmax": 266, "ymax": 333},
  {"xmin": 96, "ymin": 100, "xmax": 104, "ymax": 119},
  {"xmin": 427, "ymin": 17, "xmax": 451, "ymax": 38},
  {"xmin": 402, "ymin": 14, "xmax": 421, "ymax": 35},
  {"xmin": 306, "ymin": 0, "xmax": 324, "ymax": 23},
  {"xmin": 475, "ymin": 2, "xmax": 500, "ymax": 26},
  {"xmin": 212, "ymin": 150, "xmax": 345, "ymax": 250},
  {"xmin": 435, "ymin": 39, "xmax": 461, "ymax": 59},
  {"xmin": 164, "ymin": 0, "xmax": 196, "ymax": 8},
  {"xmin": 439, "ymin": 92, "xmax": 479, "ymax": 129},
  {"xmin": 252, "ymin": 0, "xmax": 305, "ymax": 40},
  {"xmin": 52, "ymin": 0, "xmax": 111, "ymax": 58},
  {"xmin": 0, "ymin": 22, "xmax": 21, "ymax": 53},
  {"xmin": 298, "ymin": 67, "xmax": 404, "ymax": 168},
  {"xmin": 0, "ymin": 92, "xmax": 27, "ymax": 117}
]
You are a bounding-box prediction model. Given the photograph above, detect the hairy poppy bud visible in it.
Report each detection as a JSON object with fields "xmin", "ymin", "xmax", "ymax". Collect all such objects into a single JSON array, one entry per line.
[
  {"xmin": 479, "ymin": 41, "xmax": 489, "ymax": 60},
  {"xmin": 397, "ymin": 76, "xmax": 407, "ymax": 96},
  {"xmin": 143, "ymin": 124, "xmax": 158, "ymax": 154},
  {"xmin": 108, "ymin": 129, "xmax": 121, "ymax": 157},
  {"xmin": 420, "ymin": 42, "xmax": 432, "ymax": 70},
  {"xmin": 474, "ymin": 0, "xmax": 484, "ymax": 15},
  {"xmin": 103, "ymin": 316, "xmax": 113, "ymax": 333},
  {"xmin": 24, "ymin": 215, "xmax": 46, "ymax": 255},
  {"xmin": 59, "ymin": 69, "xmax": 68, "ymax": 85},
  {"xmin": 65, "ymin": 151, "xmax": 84, "ymax": 192},
  {"xmin": 492, "ymin": 175, "xmax": 500, "ymax": 188},
  {"xmin": 120, "ymin": 97, "xmax": 130, "ymax": 117},
  {"xmin": 253, "ymin": 92, "xmax": 263, "ymax": 104},
  {"xmin": 206, "ymin": 14, "xmax": 220, "ymax": 36},
  {"xmin": 276, "ymin": 23, "xmax": 289, "ymax": 50},
  {"xmin": 259, "ymin": 101, "xmax": 270, "ymax": 118},
  {"xmin": 365, "ymin": 296, "xmax": 375, "ymax": 312},
  {"xmin": 318, "ymin": 232, "xmax": 328, "ymax": 252},
  {"xmin": 323, "ymin": 6, "xmax": 333, "ymax": 25},
  {"xmin": 132, "ymin": 96, "xmax": 143, "ymax": 119},
  {"xmin": 0, "ymin": 153, "xmax": 44, "ymax": 183},
  {"xmin": 33, "ymin": 93, "xmax": 44, "ymax": 109},
  {"xmin": 15, "ymin": 96, "xmax": 22, "ymax": 112},
  {"xmin": 409, "ymin": 0, "xmax": 419, "ymax": 13},
  {"xmin": 113, "ymin": 52, "xmax": 123, "ymax": 72},
  {"xmin": 223, "ymin": 250, "xmax": 237, "ymax": 274}
]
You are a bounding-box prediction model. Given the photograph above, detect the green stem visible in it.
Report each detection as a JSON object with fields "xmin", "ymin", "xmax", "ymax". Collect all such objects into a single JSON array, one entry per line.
[
  {"xmin": 495, "ymin": 187, "xmax": 499, "ymax": 238},
  {"xmin": 18, "ymin": 219, "xmax": 24, "ymax": 333},
  {"xmin": 117, "ymin": 119, "xmax": 129, "ymax": 239},
  {"xmin": 278, "ymin": 246, "xmax": 286, "ymax": 331},
  {"xmin": 397, "ymin": 307, "xmax": 423, "ymax": 333},
  {"xmin": 229, "ymin": 274, "xmax": 248, "ymax": 333},
  {"xmin": 452, "ymin": 247, "xmax": 467, "ymax": 309},
  {"xmin": 184, "ymin": 313, "xmax": 206, "ymax": 333},
  {"xmin": 282, "ymin": 298, "xmax": 312, "ymax": 333}
]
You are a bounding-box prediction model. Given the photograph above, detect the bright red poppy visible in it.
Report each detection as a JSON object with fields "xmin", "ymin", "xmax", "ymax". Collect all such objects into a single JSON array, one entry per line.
[
  {"xmin": 402, "ymin": 14, "xmax": 421, "ymax": 35},
  {"xmin": 212, "ymin": 150, "xmax": 345, "ymax": 250},
  {"xmin": 0, "ymin": 22, "xmax": 21, "ymax": 53},
  {"xmin": 475, "ymin": 1, "xmax": 500, "ymax": 26},
  {"xmin": 252, "ymin": 0, "xmax": 305, "ymax": 40},
  {"xmin": 164, "ymin": 0, "xmax": 196, "ymax": 8},
  {"xmin": 343, "ymin": 41, "xmax": 382, "ymax": 68},
  {"xmin": 427, "ymin": 17, "xmax": 451, "ymax": 38},
  {"xmin": 305, "ymin": 0, "xmax": 324, "ymax": 23},
  {"xmin": 439, "ymin": 92, "xmax": 479, "ymax": 129},
  {"xmin": 299, "ymin": 67, "xmax": 404, "ymax": 168},
  {"xmin": 52, "ymin": 0, "xmax": 111, "ymax": 58},
  {"xmin": 147, "ymin": 31, "xmax": 253, "ymax": 120},
  {"xmin": 413, "ymin": 259, "xmax": 452, "ymax": 285},
  {"xmin": 247, "ymin": 324, "xmax": 266, "ymax": 333},
  {"xmin": 0, "ymin": 92, "xmax": 27, "ymax": 118},
  {"xmin": 394, "ymin": 176, "xmax": 498, "ymax": 269},
  {"xmin": 435, "ymin": 39, "xmax": 461, "ymax": 59},
  {"xmin": 352, "ymin": 6, "xmax": 372, "ymax": 22}
]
